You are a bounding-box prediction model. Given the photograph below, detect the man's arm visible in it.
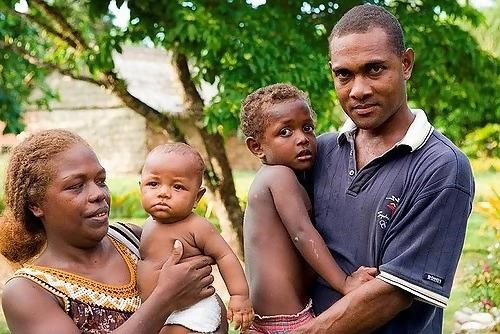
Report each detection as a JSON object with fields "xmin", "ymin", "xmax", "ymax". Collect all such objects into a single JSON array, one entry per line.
[{"xmin": 293, "ymin": 278, "xmax": 413, "ymax": 334}]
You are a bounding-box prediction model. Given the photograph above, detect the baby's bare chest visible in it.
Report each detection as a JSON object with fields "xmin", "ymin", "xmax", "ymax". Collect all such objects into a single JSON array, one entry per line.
[{"xmin": 141, "ymin": 224, "xmax": 203, "ymax": 260}]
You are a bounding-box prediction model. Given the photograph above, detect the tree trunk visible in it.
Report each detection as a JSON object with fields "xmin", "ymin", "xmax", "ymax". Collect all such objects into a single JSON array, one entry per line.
[
  {"xmin": 172, "ymin": 52, "xmax": 244, "ymax": 259},
  {"xmin": 9, "ymin": 1, "xmax": 245, "ymax": 257}
]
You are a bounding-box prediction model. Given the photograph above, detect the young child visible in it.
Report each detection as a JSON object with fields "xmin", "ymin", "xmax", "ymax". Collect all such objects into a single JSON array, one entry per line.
[
  {"xmin": 137, "ymin": 143, "xmax": 254, "ymax": 333},
  {"xmin": 240, "ymin": 83, "xmax": 376, "ymax": 333}
]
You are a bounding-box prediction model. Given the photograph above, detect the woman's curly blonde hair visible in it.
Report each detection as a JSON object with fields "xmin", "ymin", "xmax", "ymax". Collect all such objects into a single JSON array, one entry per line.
[{"xmin": 0, "ymin": 129, "xmax": 87, "ymax": 264}]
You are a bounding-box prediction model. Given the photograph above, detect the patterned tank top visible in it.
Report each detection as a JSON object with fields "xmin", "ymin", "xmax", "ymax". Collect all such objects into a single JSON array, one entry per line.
[{"xmin": 11, "ymin": 223, "xmax": 142, "ymax": 334}]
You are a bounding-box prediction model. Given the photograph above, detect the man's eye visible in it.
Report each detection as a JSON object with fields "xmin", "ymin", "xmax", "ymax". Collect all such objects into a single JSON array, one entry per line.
[
  {"xmin": 335, "ymin": 70, "xmax": 350, "ymax": 80},
  {"xmin": 279, "ymin": 128, "xmax": 292, "ymax": 137},
  {"xmin": 369, "ymin": 64, "xmax": 384, "ymax": 75}
]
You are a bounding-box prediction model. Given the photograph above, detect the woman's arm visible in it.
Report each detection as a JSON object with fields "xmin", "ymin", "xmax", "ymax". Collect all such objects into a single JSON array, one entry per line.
[
  {"xmin": 3, "ymin": 241, "xmax": 215, "ymax": 334},
  {"xmin": 2, "ymin": 278, "xmax": 81, "ymax": 334}
]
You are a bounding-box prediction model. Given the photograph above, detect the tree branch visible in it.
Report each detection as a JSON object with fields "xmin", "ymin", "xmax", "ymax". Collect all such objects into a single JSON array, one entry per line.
[
  {"xmin": 1, "ymin": 41, "xmax": 184, "ymax": 142},
  {"xmin": 9, "ymin": 7, "xmax": 79, "ymax": 49},
  {"xmin": 103, "ymin": 70, "xmax": 185, "ymax": 141},
  {"xmin": 29, "ymin": 0, "xmax": 89, "ymax": 50},
  {"xmin": 172, "ymin": 52, "xmax": 205, "ymax": 120}
]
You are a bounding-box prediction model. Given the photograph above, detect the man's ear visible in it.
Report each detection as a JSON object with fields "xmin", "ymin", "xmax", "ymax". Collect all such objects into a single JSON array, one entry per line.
[
  {"xmin": 246, "ymin": 137, "xmax": 265, "ymax": 160},
  {"xmin": 402, "ymin": 48, "xmax": 415, "ymax": 80},
  {"xmin": 195, "ymin": 187, "xmax": 206, "ymax": 206},
  {"xmin": 29, "ymin": 204, "xmax": 44, "ymax": 218}
]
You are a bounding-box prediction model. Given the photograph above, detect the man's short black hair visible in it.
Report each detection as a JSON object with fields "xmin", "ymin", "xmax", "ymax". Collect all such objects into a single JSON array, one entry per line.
[{"xmin": 329, "ymin": 4, "xmax": 405, "ymax": 55}]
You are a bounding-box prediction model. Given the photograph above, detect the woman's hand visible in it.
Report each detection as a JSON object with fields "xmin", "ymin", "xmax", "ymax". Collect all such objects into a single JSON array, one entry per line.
[{"xmin": 152, "ymin": 240, "xmax": 215, "ymax": 310}]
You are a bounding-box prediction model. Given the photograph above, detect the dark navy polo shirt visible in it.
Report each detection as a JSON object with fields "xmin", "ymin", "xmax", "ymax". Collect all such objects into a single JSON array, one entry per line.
[{"xmin": 306, "ymin": 110, "xmax": 474, "ymax": 333}]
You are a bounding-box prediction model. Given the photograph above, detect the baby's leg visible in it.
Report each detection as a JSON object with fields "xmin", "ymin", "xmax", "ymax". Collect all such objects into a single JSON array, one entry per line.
[{"xmin": 159, "ymin": 324, "xmax": 190, "ymax": 334}]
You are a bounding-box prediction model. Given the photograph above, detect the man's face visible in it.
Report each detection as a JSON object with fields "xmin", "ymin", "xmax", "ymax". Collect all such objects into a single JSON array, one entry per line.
[{"xmin": 329, "ymin": 27, "xmax": 414, "ymax": 132}]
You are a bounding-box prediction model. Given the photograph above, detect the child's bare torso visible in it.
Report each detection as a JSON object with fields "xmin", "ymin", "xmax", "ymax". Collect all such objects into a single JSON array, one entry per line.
[
  {"xmin": 244, "ymin": 166, "xmax": 315, "ymax": 316},
  {"xmin": 138, "ymin": 215, "xmax": 205, "ymax": 298}
]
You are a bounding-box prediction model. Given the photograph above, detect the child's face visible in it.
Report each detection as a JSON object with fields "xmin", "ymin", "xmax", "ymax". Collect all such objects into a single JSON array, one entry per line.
[
  {"xmin": 140, "ymin": 152, "xmax": 205, "ymax": 224},
  {"xmin": 257, "ymin": 99, "xmax": 317, "ymax": 171}
]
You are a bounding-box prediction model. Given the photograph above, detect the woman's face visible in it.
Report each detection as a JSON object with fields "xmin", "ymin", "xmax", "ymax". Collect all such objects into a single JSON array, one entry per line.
[{"xmin": 30, "ymin": 143, "xmax": 111, "ymax": 247}]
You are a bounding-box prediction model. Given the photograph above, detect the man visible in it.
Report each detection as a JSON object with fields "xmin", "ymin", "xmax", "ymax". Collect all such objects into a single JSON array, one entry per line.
[{"xmin": 296, "ymin": 4, "xmax": 475, "ymax": 333}]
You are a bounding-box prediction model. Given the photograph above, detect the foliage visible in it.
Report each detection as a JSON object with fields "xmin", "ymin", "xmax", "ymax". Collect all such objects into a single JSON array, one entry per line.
[
  {"xmin": 109, "ymin": 190, "xmax": 147, "ymax": 219},
  {"xmin": 0, "ymin": 195, "xmax": 4, "ymax": 214},
  {"xmin": 474, "ymin": 189, "xmax": 500, "ymax": 239},
  {"xmin": 0, "ymin": 9, "xmax": 55, "ymax": 133},
  {"xmin": 466, "ymin": 242, "xmax": 500, "ymax": 312},
  {"xmin": 465, "ymin": 187, "xmax": 500, "ymax": 313},
  {"xmin": 0, "ymin": 1, "xmax": 498, "ymax": 143},
  {"xmin": 461, "ymin": 123, "xmax": 500, "ymax": 159},
  {"xmin": 464, "ymin": 1, "xmax": 500, "ymax": 57}
]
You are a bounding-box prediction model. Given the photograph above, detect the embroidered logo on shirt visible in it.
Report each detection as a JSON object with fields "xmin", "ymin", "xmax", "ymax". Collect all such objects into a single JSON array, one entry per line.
[
  {"xmin": 423, "ymin": 273, "xmax": 445, "ymax": 286},
  {"xmin": 376, "ymin": 196, "xmax": 400, "ymax": 229}
]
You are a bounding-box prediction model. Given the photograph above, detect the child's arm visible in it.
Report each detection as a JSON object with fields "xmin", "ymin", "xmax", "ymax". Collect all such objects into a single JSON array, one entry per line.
[
  {"xmin": 267, "ymin": 166, "xmax": 375, "ymax": 295},
  {"xmin": 193, "ymin": 218, "xmax": 254, "ymax": 331}
]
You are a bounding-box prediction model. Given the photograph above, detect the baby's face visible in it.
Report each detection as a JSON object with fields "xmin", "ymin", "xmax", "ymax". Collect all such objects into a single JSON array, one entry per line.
[
  {"xmin": 140, "ymin": 152, "xmax": 204, "ymax": 224},
  {"xmin": 258, "ymin": 99, "xmax": 317, "ymax": 171}
]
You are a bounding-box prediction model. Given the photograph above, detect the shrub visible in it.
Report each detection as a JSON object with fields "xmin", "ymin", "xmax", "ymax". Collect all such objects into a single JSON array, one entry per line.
[
  {"xmin": 466, "ymin": 242, "xmax": 500, "ymax": 311},
  {"xmin": 466, "ymin": 190, "xmax": 500, "ymax": 311},
  {"xmin": 110, "ymin": 190, "xmax": 147, "ymax": 219},
  {"xmin": 462, "ymin": 124, "xmax": 500, "ymax": 160},
  {"xmin": 475, "ymin": 189, "xmax": 500, "ymax": 239}
]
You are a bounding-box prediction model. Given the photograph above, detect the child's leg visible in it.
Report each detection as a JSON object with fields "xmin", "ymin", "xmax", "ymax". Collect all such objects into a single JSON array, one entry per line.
[{"xmin": 159, "ymin": 324, "xmax": 190, "ymax": 334}]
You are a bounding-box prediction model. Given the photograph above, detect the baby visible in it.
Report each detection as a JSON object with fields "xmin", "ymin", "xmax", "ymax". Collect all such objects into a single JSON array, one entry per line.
[
  {"xmin": 137, "ymin": 143, "xmax": 254, "ymax": 333},
  {"xmin": 241, "ymin": 83, "xmax": 376, "ymax": 333}
]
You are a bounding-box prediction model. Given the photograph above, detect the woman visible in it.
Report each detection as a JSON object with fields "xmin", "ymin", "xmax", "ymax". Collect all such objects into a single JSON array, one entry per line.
[{"xmin": 0, "ymin": 129, "xmax": 227, "ymax": 333}]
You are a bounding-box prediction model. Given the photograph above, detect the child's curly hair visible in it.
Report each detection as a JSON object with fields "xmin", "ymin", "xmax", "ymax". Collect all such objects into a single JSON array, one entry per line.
[
  {"xmin": 240, "ymin": 83, "xmax": 315, "ymax": 140},
  {"xmin": 0, "ymin": 129, "xmax": 87, "ymax": 264}
]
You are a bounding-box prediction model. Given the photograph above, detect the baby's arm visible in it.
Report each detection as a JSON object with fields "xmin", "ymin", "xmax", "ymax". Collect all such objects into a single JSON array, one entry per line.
[
  {"xmin": 193, "ymin": 218, "xmax": 254, "ymax": 331},
  {"xmin": 268, "ymin": 166, "xmax": 375, "ymax": 295}
]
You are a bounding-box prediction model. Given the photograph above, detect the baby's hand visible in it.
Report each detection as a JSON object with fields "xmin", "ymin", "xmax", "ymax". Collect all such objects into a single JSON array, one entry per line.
[
  {"xmin": 227, "ymin": 294, "xmax": 254, "ymax": 331},
  {"xmin": 343, "ymin": 266, "xmax": 378, "ymax": 294}
]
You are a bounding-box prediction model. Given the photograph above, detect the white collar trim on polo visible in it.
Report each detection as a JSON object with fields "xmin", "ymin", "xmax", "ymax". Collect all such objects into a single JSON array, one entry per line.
[{"xmin": 337, "ymin": 108, "xmax": 434, "ymax": 152}]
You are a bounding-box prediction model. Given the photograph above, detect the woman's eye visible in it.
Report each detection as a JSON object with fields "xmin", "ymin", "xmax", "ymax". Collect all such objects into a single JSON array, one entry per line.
[
  {"xmin": 279, "ymin": 128, "xmax": 292, "ymax": 137},
  {"xmin": 68, "ymin": 183, "xmax": 83, "ymax": 190}
]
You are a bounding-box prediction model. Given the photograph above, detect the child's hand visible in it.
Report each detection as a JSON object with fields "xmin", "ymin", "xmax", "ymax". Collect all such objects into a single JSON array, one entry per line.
[
  {"xmin": 343, "ymin": 266, "xmax": 378, "ymax": 295},
  {"xmin": 227, "ymin": 294, "xmax": 254, "ymax": 331}
]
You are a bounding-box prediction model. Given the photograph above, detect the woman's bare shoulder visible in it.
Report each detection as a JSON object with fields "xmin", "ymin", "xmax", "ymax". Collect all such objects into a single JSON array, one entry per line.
[{"xmin": 2, "ymin": 277, "xmax": 79, "ymax": 333}]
